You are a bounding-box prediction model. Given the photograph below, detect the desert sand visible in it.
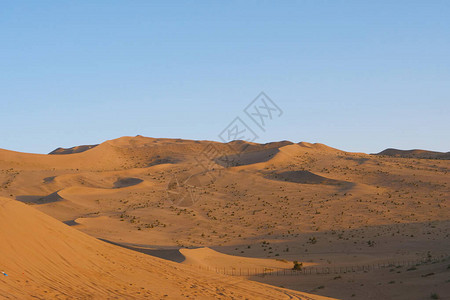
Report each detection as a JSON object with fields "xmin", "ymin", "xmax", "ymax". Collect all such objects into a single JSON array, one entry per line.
[
  {"xmin": 0, "ymin": 135, "xmax": 448, "ymax": 299},
  {"xmin": 0, "ymin": 196, "xmax": 332, "ymax": 299}
]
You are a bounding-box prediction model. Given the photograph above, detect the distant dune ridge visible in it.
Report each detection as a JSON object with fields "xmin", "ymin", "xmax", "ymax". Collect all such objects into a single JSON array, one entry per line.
[
  {"xmin": 375, "ymin": 148, "xmax": 450, "ymax": 159},
  {"xmin": 45, "ymin": 136, "xmax": 448, "ymax": 161},
  {"xmin": 0, "ymin": 135, "xmax": 448, "ymax": 299},
  {"xmin": 49, "ymin": 144, "xmax": 98, "ymax": 155}
]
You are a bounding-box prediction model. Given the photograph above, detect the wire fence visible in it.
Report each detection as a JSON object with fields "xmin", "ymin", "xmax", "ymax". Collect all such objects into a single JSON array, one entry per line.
[{"xmin": 189, "ymin": 254, "xmax": 449, "ymax": 277}]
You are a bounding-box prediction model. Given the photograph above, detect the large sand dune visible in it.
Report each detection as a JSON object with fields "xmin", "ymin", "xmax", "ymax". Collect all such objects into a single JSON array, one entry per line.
[
  {"xmin": 1, "ymin": 135, "xmax": 448, "ymax": 299},
  {"xmin": 0, "ymin": 196, "xmax": 332, "ymax": 299}
]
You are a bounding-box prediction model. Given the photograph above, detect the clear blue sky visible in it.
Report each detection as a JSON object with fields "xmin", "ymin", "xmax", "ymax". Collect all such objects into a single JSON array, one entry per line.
[{"xmin": 1, "ymin": 1, "xmax": 449, "ymax": 154}]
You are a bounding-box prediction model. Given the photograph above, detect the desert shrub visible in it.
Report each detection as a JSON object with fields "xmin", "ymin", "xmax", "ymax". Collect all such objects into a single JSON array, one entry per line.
[{"xmin": 292, "ymin": 261, "xmax": 303, "ymax": 271}]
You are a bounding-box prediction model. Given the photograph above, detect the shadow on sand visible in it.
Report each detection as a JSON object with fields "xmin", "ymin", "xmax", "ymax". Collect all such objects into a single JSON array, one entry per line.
[{"xmin": 99, "ymin": 239, "xmax": 186, "ymax": 263}]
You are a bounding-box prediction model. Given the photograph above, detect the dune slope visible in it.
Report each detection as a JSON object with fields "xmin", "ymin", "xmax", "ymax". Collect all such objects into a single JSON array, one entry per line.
[{"xmin": 0, "ymin": 196, "xmax": 331, "ymax": 299}]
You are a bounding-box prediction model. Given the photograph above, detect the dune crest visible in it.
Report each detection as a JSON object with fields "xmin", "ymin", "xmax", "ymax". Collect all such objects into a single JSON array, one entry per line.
[
  {"xmin": 49, "ymin": 144, "xmax": 98, "ymax": 155},
  {"xmin": 180, "ymin": 247, "xmax": 315, "ymax": 270},
  {"xmin": 376, "ymin": 148, "xmax": 450, "ymax": 159}
]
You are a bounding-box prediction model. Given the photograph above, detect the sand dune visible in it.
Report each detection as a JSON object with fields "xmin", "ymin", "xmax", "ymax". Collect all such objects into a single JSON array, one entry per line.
[
  {"xmin": 1, "ymin": 135, "xmax": 448, "ymax": 299},
  {"xmin": 15, "ymin": 190, "xmax": 64, "ymax": 204},
  {"xmin": 49, "ymin": 144, "xmax": 98, "ymax": 155},
  {"xmin": 265, "ymin": 170, "xmax": 345, "ymax": 185},
  {"xmin": 376, "ymin": 148, "xmax": 450, "ymax": 159},
  {"xmin": 180, "ymin": 247, "xmax": 316, "ymax": 270},
  {"xmin": 0, "ymin": 196, "xmax": 332, "ymax": 299},
  {"xmin": 114, "ymin": 177, "xmax": 144, "ymax": 188},
  {"xmin": 297, "ymin": 142, "xmax": 342, "ymax": 152}
]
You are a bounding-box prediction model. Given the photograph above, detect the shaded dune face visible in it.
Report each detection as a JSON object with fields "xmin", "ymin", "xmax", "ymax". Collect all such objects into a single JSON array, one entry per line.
[
  {"xmin": 43, "ymin": 176, "xmax": 56, "ymax": 183},
  {"xmin": 15, "ymin": 191, "xmax": 64, "ymax": 204},
  {"xmin": 147, "ymin": 156, "xmax": 179, "ymax": 166},
  {"xmin": 376, "ymin": 148, "xmax": 450, "ymax": 159},
  {"xmin": 113, "ymin": 177, "xmax": 144, "ymax": 188},
  {"xmin": 38, "ymin": 172, "xmax": 147, "ymax": 191},
  {"xmin": 99, "ymin": 238, "xmax": 186, "ymax": 263},
  {"xmin": 265, "ymin": 170, "xmax": 345, "ymax": 185},
  {"xmin": 215, "ymin": 147, "xmax": 280, "ymax": 167},
  {"xmin": 49, "ymin": 144, "xmax": 98, "ymax": 155}
]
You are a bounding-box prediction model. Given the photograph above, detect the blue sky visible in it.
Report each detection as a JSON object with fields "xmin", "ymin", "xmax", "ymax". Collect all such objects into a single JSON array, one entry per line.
[{"xmin": 1, "ymin": 1, "xmax": 449, "ymax": 154}]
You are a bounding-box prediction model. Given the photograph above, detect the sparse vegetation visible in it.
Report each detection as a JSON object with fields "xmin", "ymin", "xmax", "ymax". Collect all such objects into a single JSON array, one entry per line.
[{"xmin": 292, "ymin": 261, "xmax": 303, "ymax": 271}]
